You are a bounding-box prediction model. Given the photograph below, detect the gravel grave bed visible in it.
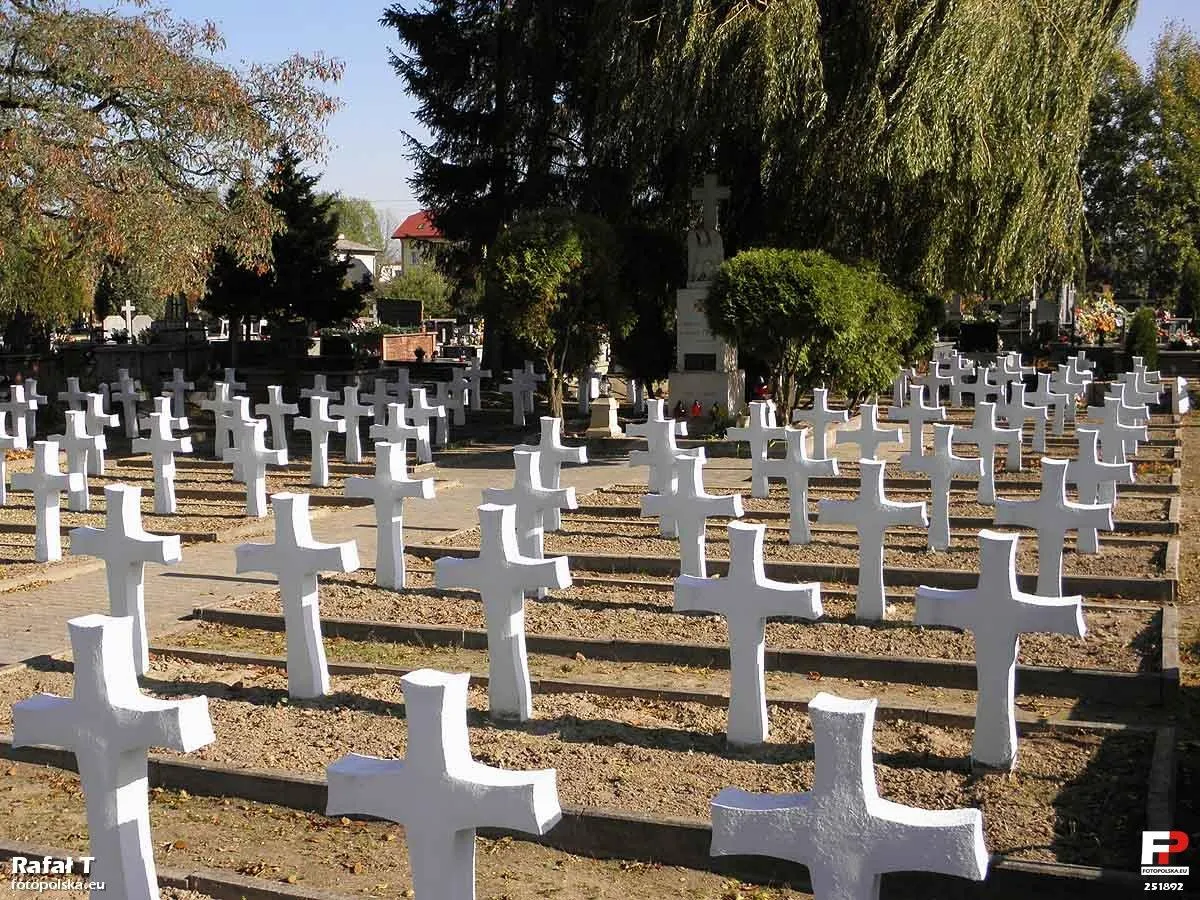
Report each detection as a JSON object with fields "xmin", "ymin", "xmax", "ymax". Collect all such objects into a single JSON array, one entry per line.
[
  {"xmin": 441, "ymin": 520, "xmax": 1166, "ymax": 579},
  {"xmin": 580, "ymin": 487, "xmax": 1172, "ymax": 523},
  {"xmin": 224, "ymin": 570, "xmax": 1157, "ymax": 673},
  {"xmin": 0, "ymin": 490, "xmax": 283, "ymax": 536},
  {"xmin": 0, "ymin": 657, "xmax": 1151, "ymax": 868}
]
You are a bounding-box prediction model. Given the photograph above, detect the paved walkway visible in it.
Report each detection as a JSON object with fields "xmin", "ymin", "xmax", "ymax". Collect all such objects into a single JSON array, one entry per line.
[{"xmin": 0, "ymin": 453, "xmax": 631, "ymax": 668}]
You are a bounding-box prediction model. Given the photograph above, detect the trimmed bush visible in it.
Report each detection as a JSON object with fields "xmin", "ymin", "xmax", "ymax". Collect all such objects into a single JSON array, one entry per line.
[{"xmin": 1125, "ymin": 307, "xmax": 1159, "ymax": 369}]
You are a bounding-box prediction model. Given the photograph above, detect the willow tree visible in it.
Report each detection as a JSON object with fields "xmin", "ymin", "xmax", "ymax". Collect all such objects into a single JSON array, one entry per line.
[{"xmin": 0, "ymin": 0, "xmax": 342, "ymax": 344}]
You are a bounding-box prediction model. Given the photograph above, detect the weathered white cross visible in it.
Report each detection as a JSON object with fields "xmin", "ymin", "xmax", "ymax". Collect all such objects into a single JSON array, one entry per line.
[
  {"xmin": 330, "ymin": 384, "xmax": 374, "ymax": 464},
  {"xmin": 1086, "ymin": 396, "xmax": 1148, "ymax": 464},
  {"xmin": 890, "ymin": 384, "xmax": 946, "ymax": 471},
  {"xmin": 83, "ymin": 393, "xmax": 118, "ymax": 476},
  {"xmin": 325, "ymin": 669, "xmax": 561, "ymax": 900},
  {"xmin": 13, "ymin": 441, "xmax": 84, "ymax": 562},
  {"xmin": 790, "ymin": 388, "xmax": 848, "ymax": 460},
  {"xmin": 235, "ymin": 493, "xmax": 359, "ymax": 697},
  {"xmin": 223, "ymin": 413, "xmax": 285, "ymax": 518},
  {"xmin": 628, "ymin": 401, "xmax": 702, "ymax": 537},
  {"xmin": 997, "ymin": 382, "xmax": 1049, "ymax": 453},
  {"xmin": 946, "ymin": 354, "xmax": 977, "ymax": 407},
  {"xmin": 499, "ymin": 364, "xmax": 544, "ymax": 426},
  {"xmin": 164, "ymin": 368, "xmax": 194, "ymax": 420},
  {"xmin": 960, "ymin": 364, "xmax": 1003, "ymax": 408},
  {"xmin": 1067, "ymin": 426, "xmax": 1133, "ymax": 552},
  {"xmin": 1049, "ymin": 364, "xmax": 1087, "ymax": 424},
  {"xmin": 362, "ymin": 378, "xmax": 394, "ymax": 428},
  {"xmin": 1106, "ymin": 381, "xmax": 1150, "ymax": 425},
  {"xmin": 294, "ymin": 395, "xmax": 346, "ymax": 488},
  {"xmin": 111, "ymin": 375, "xmax": 143, "ymax": 439},
  {"xmin": 465, "ymin": 357, "xmax": 491, "ymax": 411},
  {"xmin": 406, "ymin": 388, "xmax": 445, "ymax": 458},
  {"xmin": 300, "ymin": 372, "xmax": 338, "ymax": 403},
  {"xmin": 0, "ymin": 404, "xmax": 26, "ymax": 507},
  {"xmin": 222, "ymin": 367, "xmax": 246, "ymax": 394},
  {"xmin": 200, "ymin": 382, "xmax": 235, "ymax": 461},
  {"xmin": 57, "ymin": 376, "xmax": 87, "ymax": 412},
  {"xmin": 22, "ymin": 378, "xmax": 47, "ymax": 438},
  {"xmin": 515, "ymin": 416, "xmax": 588, "ymax": 531},
  {"xmin": 675, "ymin": 522, "xmax": 821, "ymax": 745},
  {"xmin": 370, "ymin": 402, "xmax": 426, "ymax": 456},
  {"xmin": 255, "ymin": 385, "xmax": 298, "ymax": 458},
  {"xmin": 131, "ymin": 399, "xmax": 193, "ymax": 515},
  {"xmin": 50, "ymin": 410, "xmax": 101, "ymax": 511},
  {"xmin": 952, "ymin": 401, "xmax": 1021, "ymax": 505},
  {"xmin": 642, "ymin": 454, "xmax": 743, "ymax": 578},
  {"xmin": 838, "ymin": 403, "xmax": 902, "ymax": 461},
  {"xmin": 1030, "ymin": 372, "xmax": 1068, "ymax": 436},
  {"xmin": 909, "ymin": 424, "xmax": 983, "ymax": 550},
  {"xmin": 762, "ymin": 427, "xmax": 838, "ymax": 545},
  {"xmin": 916, "ymin": 530, "xmax": 1086, "ymax": 770},
  {"xmin": 727, "ymin": 401, "xmax": 786, "ymax": 497},
  {"xmin": 435, "ymin": 503, "xmax": 571, "ymax": 720},
  {"xmin": 0, "ymin": 384, "xmax": 31, "ymax": 449}
]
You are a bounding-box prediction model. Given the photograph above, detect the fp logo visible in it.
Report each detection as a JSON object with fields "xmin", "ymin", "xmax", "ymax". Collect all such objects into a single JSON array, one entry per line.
[{"xmin": 1141, "ymin": 831, "xmax": 1190, "ymax": 874}]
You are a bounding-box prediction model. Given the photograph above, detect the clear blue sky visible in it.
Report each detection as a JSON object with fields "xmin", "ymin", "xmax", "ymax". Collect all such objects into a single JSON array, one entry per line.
[{"xmin": 97, "ymin": 0, "xmax": 1200, "ymax": 232}]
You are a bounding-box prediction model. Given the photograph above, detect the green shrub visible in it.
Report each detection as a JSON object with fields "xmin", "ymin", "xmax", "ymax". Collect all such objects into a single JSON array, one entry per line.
[
  {"xmin": 704, "ymin": 248, "xmax": 919, "ymax": 410},
  {"xmin": 1125, "ymin": 307, "xmax": 1159, "ymax": 369}
]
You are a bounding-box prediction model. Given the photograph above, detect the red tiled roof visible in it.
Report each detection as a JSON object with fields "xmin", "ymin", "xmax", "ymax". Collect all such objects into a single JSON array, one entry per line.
[{"xmin": 391, "ymin": 210, "xmax": 443, "ymax": 240}]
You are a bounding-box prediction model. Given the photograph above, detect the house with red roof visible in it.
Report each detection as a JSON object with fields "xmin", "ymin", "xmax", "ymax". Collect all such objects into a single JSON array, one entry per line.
[{"xmin": 391, "ymin": 211, "xmax": 447, "ymax": 273}]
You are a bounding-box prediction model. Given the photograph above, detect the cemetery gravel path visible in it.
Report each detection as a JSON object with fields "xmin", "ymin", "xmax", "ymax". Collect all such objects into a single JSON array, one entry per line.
[{"xmin": 0, "ymin": 454, "xmax": 628, "ymax": 669}]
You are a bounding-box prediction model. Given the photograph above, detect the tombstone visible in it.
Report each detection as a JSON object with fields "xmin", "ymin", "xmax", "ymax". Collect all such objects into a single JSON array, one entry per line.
[
  {"xmin": 946, "ymin": 355, "xmax": 977, "ymax": 407},
  {"xmin": 1068, "ymin": 351, "xmax": 1095, "ymax": 382},
  {"xmin": 294, "ymin": 396, "xmax": 346, "ymax": 488},
  {"xmin": 52, "ymin": 410, "xmax": 104, "ymax": 511},
  {"xmin": 370, "ymin": 402, "xmax": 426, "ymax": 458},
  {"xmin": 111, "ymin": 375, "xmax": 144, "ymax": 439},
  {"xmin": 951, "ymin": 401, "xmax": 1020, "ymax": 505},
  {"xmin": 1087, "ymin": 396, "xmax": 1148, "ymax": 465},
  {"xmin": 916, "ymin": 531, "xmax": 1085, "ymax": 770},
  {"xmin": 331, "ymin": 385, "xmax": 374, "ymax": 465},
  {"xmin": 1030, "ymin": 373, "xmax": 1068, "ymax": 436},
  {"xmin": 1067, "ymin": 427, "xmax": 1133, "ymax": 552},
  {"xmin": 1106, "ymin": 382, "xmax": 1151, "ymax": 427},
  {"xmin": 726, "ymin": 401, "xmax": 787, "ymax": 498},
  {"xmin": 838, "ymin": 403, "xmax": 902, "ymax": 462},
  {"xmin": 1117, "ymin": 372, "xmax": 1159, "ymax": 410},
  {"xmin": 389, "ymin": 367, "xmax": 413, "ymax": 406},
  {"xmin": 222, "ymin": 367, "xmax": 246, "ymax": 394},
  {"xmin": 790, "ymin": 388, "xmax": 848, "ymax": 460},
  {"xmin": 435, "ymin": 504, "xmax": 571, "ymax": 720},
  {"xmin": 83, "ymin": 393, "xmax": 118, "ymax": 476},
  {"xmin": 220, "ymin": 396, "xmax": 258, "ymax": 483},
  {"xmin": 406, "ymin": 388, "xmax": 445, "ymax": 458},
  {"xmin": 675, "ymin": 522, "xmax": 821, "ymax": 745},
  {"xmin": 58, "ymin": 376, "xmax": 87, "ymax": 412},
  {"xmin": 12, "ymin": 441, "xmax": 85, "ymax": 562},
  {"xmin": 12, "ymin": 614, "xmax": 215, "ymax": 900},
  {"xmin": 164, "ymin": 368, "xmax": 194, "ymax": 419},
  {"xmin": 910, "ymin": 424, "xmax": 984, "ymax": 550},
  {"xmin": 889, "ymin": 384, "xmax": 946, "ymax": 471},
  {"xmin": 997, "ymin": 383, "xmax": 1049, "ymax": 453},
  {"xmin": 915, "ymin": 360, "xmax": 953, "ymax": 406},
  {"xmin": 628, "ymin": 403, "xmax": 703, "ymax": 538},
  {"xmin": 994, "ymin": 458, "xmax": 1112, "ymax": 597},
  {"xmin": 223, "ymin": 413, "xmax": 284, "ymax": 518},
  {"xmin": 432, "ymin": 383, "xmax": 455, "ymax": 446},
  {"xmin": 70, "ymin": 485, "xmax": 182, "ymax": 674},
  {"xmin": 818, "ymin": 459, "xmax": 927, "ymax": 620},
  {"xmin": 641, "ymin": 454, "xmax": 743, "ymax": 578},
  {"xmin": 300, "ymin": 372, "xmax": 339, "ymax": 403},
  {"xmin": 0, "ymin": 402, "xmax": 30, "ymax": 506},
  {"xmin": 325, "ymin": 669, "xmax": 561, "ymax": 900},
  {"xmin": 1169, "ymin": 375, "xmax": 1191, "ymax": 415},
  {"xmin": 22, "ymin": 377, "xmax": 47, "ymax": 438},
  {"xmin": 200, "ymin": 382, "xmax": 235, "ymax": 461},
  {"xmin": 585, "ymin": 394, "xmax": 622, "ymax": 438},
  {"xmin": 710, "ymin": 692, "xmax": 988, "ymax": 897},
  {"xmin": 483, "ymin": 450, "xmax": 577, "ymax": 597},
  {"xmin": 515, "ymin": 417, "xmax": 588, "ymax": 531},
  {"xmin": 131, "ymin": 400, "xmax": 193, "ymax": 515},
  {"xmin": 101, "ymin": 313, "xmax": 125, "ymax": 340},
  {"xmin": 0, "ymin": 384, "xmax": 31, "ymax": 449},
  {"xmin": 346, "ymin": 441, "xmax": 435, "ymax": 589},
  {"xmin": 235, "ymin": 493, "xmax": 359, "ymax": 697},
  {"xmin": 1049, "ymin": 364, "xmax": 1087, "ymax": 424},
  {"xmin": 255, "ymin": 385, "xmax": 298, "ymax": 459},
  {"xmin": 499, "ymin": 365, "xmax": 542, "ymax": 427},
  {"xmin": 444, "ymin": 368, "xmax": 470, "ymax": 426},
  {"xmin": 464, "ymin": 358, "xmax": 491, "ymax": 411},
  {"xmin": 960, "ymin": 365, "xmax": 1002, "ymax": 408},
  {"xmin": 762, "ymin": 427, "xmax": 838, "ymax": 545}
]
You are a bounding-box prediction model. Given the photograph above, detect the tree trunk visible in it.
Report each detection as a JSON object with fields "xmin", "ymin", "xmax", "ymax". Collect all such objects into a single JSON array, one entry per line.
[{"xmin": 548, "ymin": 370, "xmax": 564, "ymax": 419}]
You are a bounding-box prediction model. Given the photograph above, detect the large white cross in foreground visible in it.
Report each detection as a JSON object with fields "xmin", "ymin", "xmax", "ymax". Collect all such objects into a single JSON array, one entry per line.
[
  {"xmin": 70, "ymin": 485, "xmax": 182, "ymax": 674},
  {"xmin": 235, "ymin": 493, "xmax": 359, "ymax": 697},
  {"xmin": 435, "ymin": 504, "xmax": 570, "ymax": 720},
  {"xmin": 710, "ymin": 692, "xmax": 988, "ymax": 900},
  {"xmin": 916, "ymin": 530, "xmax": 1085, "ymax": 770},
  {"xmin": 326, "ymin": 669, "xmax": 561, "ymax": 900},
  {"xmin": 676, "ymin": 522, "xmax": 821, "ymax": 745},
  {"xmin": 13, "ymin": 614, "xmax": 214, "ymax": 900}
]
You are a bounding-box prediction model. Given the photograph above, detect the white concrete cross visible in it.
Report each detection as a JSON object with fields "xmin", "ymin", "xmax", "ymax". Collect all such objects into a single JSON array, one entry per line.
[
  {"xmin": 1068, "ymin": 351, "xmax": 1095, "ymax": 381},
  {"xmin": 363, "ymin": 378, "xmax": 394, "ymax": 428},
  {"xmin": 465, "ymin": 358, "xmax": 491, "ymax": 411},
  {"xmin": 692, "ymin": 172, "xmax": 731, "ymax": 231},
  {"xmin": 386, "ymin": 367, "xmax": 412, "ymax": 404},
  {"xmin": 994, "ymin": 457, "xmax": 1112, "ymax": 597},
  {"xmin": 370, "ymin": 402, "xmax": 426, "ymax": 456},
  {"xmin": 915, "ymin": 360, "xmax": 953, "ymax": 406},
  {"xmin": 221, "ymin": 395, "xmax": 258, "ymax": 483},
  {"xmin": 131, "ymin": 400, "xmax": 193, "ymax": 515},
  {"xmin": 890, "ymin": 368, "xmax": 911, "ymax": 409},
  {"xmin": 889, "ymin": 384, "xmax": 946, "ymax": 471},
  {"xmin": 675, "ymin": 522, "xmax": 821, "ymax": 745},
  {"xmin": 998, "ymin": 351, "xmax": 1034, "ymax": 389},
  {"xmin": 960, "ymin": 364, "xmax": 1003, "ymax": 408},
  {"xmin": 345, "ymin": 441, "xmax": 435, "ymax": 589},
  {"xmin": 435, "ymin": 503, "xmax": 571, "ymax": 720},
  {"xmin": 331, "ymin": 385, "xmax": 374, "ymax": 464},
  {"xmin": 0, "ymin": 403, "xmax": 26, "ymax": 507},
  {"xmin": 111, "ymin": 375, "xmax": 143, "ymax": 439},
  {"xmin": 791, "ymin": 388, "xmax": 848, "ymax": 460},
  {"xmin": 727, "ymin": 401, "xmax": 787, "ymax": 497},
  {"xmin": 1067, "ymin": 426, "xmax": 1133, "ymax": 552},
  {"xmin": 997, "ymin": 382, "xmax": 1049, "ymax": 453},
  {"xmin": 838, "ymin": 403, "xmax": 902, "ymax": 461},
  {"xmin": 946, "ymin": 355, "xmax": 977, "ymax": 407},
  {"xmin": 221, "ymin": 367, "xmax": 246, "ymax": 393},
  {"xmin": 406, "ymin": 388, "xmax": 445, "ymax": 458},
  {"xmin": 910, "ymin": 424, "xmax": 984, "ymax": 550},
  {"xmin": 576, "ymin": 366, "xmax": 600, "ymax": 415},
  {"xmin": 818, "ymin": 458, "xmax": 927, "ymax": 620},
  {"xmin": 300, "ymin": 372, "xmax": 339, "ymax": 403},
  {"xmin": 952, "ymin": 401, "xmax": 1020, "ymax": 505},
  {"xmin": 710, "ymin": 692, "xmax": 988, "ymax": 899},
  {"xmin": 762, "ymin": 427, "xmax": 838, "ymax": 545},
  {"xmin": 518, "ymin": 361, "xmax": 544, "ymax": 412},
  {"xmin": 1030, "ymin": 372, "xmax": 1068, "ymax": 436},
  {"xmin": 255, "ymin": 385, "xmax": 298, "ymax": 459},
  {"xmin": 98, "ymin": 381, "xmax": 113, "ymax": 415},
  {"xmin": 916, "ymin": 531, "xmax": 1086, "ymax": 770},
  {"xmin": 22, "ymin": 377, "xmax": 47, "ymax": 438},
  {"xmin": 627, "ymin": 400, "xmax": 699, "ymax": 537},
  {"xmin": 1106, "ymin": 381, "xmax": 1150, "ymax": 425},
  {"xmin": 13, "ymin": 441, "xmax": 85, "ymax": 561},
  {"xmin": 499, "ymin": 368, "xmax": 536, "ymax": 427},
  {"xmin": 119, "ymin": 298, "xmax": 136, "ymax": 334},
  {"xmin": 0, "ymin": 384, "xmax": 31, "ymax": 449},
  {"xmin": 1132, "ymin": 359, "xmax": 1163, "ymax": 398},
  {"xmin": 294, "ymin": 395, "xmax": 346, "ymax": 488},
  {"xmin": 515, "ymin": 416, "xmax": 588, "ymax": 531},
  {"xmin": 223, "ymin": 411, "xmax": 284, "ymax": 518},
  {"xmin": 200, "ymin": 382, "xmax": 235, "ymax": 461},
  {"xmin": 1118, "ymin": 371, "xmax": 1160, "ymax": 409},
  {"xmin": 483, "ymin": 450, "xmax": 577, "ymax": 596},
  {"xmin": 57, "ymin": 376, "xmax": 87, "ymax": 412},
  {"xmin": 164, "ymin": 368, "xmax": 194, "ymax": 420},
  {"xmin": 445, "ymin": 367, "xmax": 471, "ymax": 425},
  {"xmin": 12, "ymin": 614, "xmax": 215, "ymax": 900},
  {"xmin": 326, "ymin": 669, "xmax": 561, "ymax": 900},
  {"xmin": 1049, "ymin": 364, "xmax": 1087, "ymax": 424},
  {"xmin": 83, "ymin": 393, "xmax": 118, "ymax": 476},
  {"xmin": 1087, "ymin": 396, "xmax": 1148, "ymax": 463},
  {"xmin": 235, "ymin": 493, "xmax": 359, "ymax": 697},
  {"xmin": 642, "ymin": 454, "xmax": 743, "ymax": 578},
  {"xmin": 433, "ymin": 382, "xmax": 455, "ymax": 446},
  {"xmin": 70, "ymin": 485, "xmax": 182, "ymax": 674},
  {"xmin": 50, "ymin": 410, "xmax": 101, "ymax": 512}
]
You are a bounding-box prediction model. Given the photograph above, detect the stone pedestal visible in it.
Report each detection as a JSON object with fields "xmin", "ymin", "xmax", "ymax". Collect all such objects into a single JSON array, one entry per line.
[
  {"xmin": 669, "ymin": 286, "xmax": 744, "ymax": 414},
  {"xmin": 585, "ymin": 397, "xmax": 622, "ymax": 438}
]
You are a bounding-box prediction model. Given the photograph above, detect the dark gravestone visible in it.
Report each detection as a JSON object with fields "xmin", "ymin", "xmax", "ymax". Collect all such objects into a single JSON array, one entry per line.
[
  {"xmin": 684, "ymin": 353, "xmax": 718, "ymax": 372},
  {"xmin": 377, "ymin": 299, "xmax": 424, "ymax": 328}
]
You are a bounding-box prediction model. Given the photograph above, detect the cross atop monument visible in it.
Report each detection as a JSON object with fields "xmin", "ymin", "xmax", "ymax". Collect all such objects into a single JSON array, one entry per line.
[
  {"xmin": 121, "ymin": 298, "xmax": 136, "ymax": 334},
  {"xmin": 692, "ymin": 173, "xmax": 730, "ymax": 232}
]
